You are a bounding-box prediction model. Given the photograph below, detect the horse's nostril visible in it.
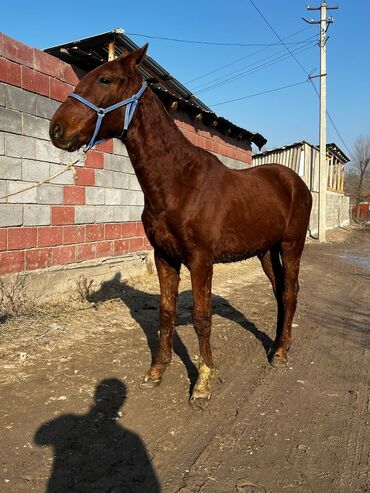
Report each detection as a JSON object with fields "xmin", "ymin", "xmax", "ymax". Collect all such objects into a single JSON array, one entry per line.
[{"xmin": 51, "ymin": 122, "xmax": 63, "ymax": 140}]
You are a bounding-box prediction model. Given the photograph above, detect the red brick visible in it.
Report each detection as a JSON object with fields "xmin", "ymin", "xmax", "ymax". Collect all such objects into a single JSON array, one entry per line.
[
  {"xmin": 0, "ymin": 57, "xmax": 21, "ymax": 86},
  {"xmin": 96, "ymin": 240, "xmax": 113, "ymax": 258},
  {"xmin": 212, "ymin": 141, "xmax": 220, "ymax": 154},
  {"xmin": 8, "ymin": 227, "xmax": 37, "ymax": 250},
  {"xmin": 21, "ymin": 66, "xmax": 49, "ymax": 96},
  {"xmin": 75, "ymin": 168, "xmax": 95, "ymax": 186},
  {"xmin": 86, "ymin": 224, "xmax": 104, "ymax": 241},
  {"xmin": 51, "ymin": 206, "xmax": 75, "ymax": 225},
  {"xmin": 136, "ymin": 222, "xmax": 146, "ymax": 236},
  {"xmin": 0, "ymin": 33, "xmax": 3, "ymax": 57},
  {"xmin": 38, "ymin": 226, "xmax": 62, "ymax": 247},
  {"xmin": 26, "ymin": 248, "xmax": 52, "ymax": 270},
  {"xmin": 3, "ymin": 34, "xmax": 33, "ymax": 67},
  {"xmin": 114, "ymin": 239, "xmax": 129, "ymax": 256},
  {"xmin": 52, "ymin": 245, "xmax": 76, "ymax": 266},
  {"xmin": 0, "ymin": 229, "xmax": 7, "ymax": 251},
  {"xmin": 64, "ymin": 185, "xmax": 85, "ymax": 205},
  {"xmin": 121, "ymin": 222, "xmax": 137, "ymax": 238},
  {"xmin": 76, "ymin": 243, "xmax": 96, "ymax": 262},
  {"xmin": 95, "ymin": 140, "xmax": 113, "ymax": 153},
  {"xmin": 61, "ymin": 64, "xmax": 80, "ymax": 85},
  {"xmin": 85, "ymin": 151, "xmax": 104, "ymax": 169},
  {"xmin": 63, "ymin": 225, "xmax": 86, "ymax": 245},
  {"xmin": 105, "ymin": 223, "xmax": 121, "ymax": 239},
  {"xmin": 33, "ymin": 49, "xmax": 63, "ymax": 78},
  {"xmin": 50, "ymin": 78, "xmax": 73, "ymax": 102},
  {"xmin": 0, "ymin": 251, "xmax": 25, "ymax": 275},
  {"xmin": 129, "ymin": 237, "xmax": 144, "ymax": 252},
  {"xmin": 204, "ymin": 138, "xmax": 213, "ymax": 152}
]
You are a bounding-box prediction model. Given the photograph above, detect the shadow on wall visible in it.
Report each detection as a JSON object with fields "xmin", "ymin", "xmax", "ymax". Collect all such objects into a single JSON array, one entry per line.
[
  {"xmin": 88, "ymin": 272, "xmax": 272, "ymax": 394},
  {"xmin": 34, "ymin": 378, "xmax": 160, "ymax": 493}
]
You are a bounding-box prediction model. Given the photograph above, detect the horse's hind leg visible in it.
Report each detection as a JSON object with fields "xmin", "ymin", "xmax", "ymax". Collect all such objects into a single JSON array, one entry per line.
[
  {"xmin": 271, "ymin": 238, "xmax": 305, "ymax": 366},
  {"xmin": 188, "ymin": 255, "xmax": 215, "ymax": 408},
  {"xmin": 141, "ymin": 252, "xmax": 180, "ymax": 388},
  {"xmin": 259, "ymin": 245, "xmax": 284, "ymax": 351}
]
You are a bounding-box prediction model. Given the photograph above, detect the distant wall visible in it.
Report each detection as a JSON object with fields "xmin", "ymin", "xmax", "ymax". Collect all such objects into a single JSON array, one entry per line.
[{"xmin": 310, "ymin": 191, "xmax": 350, "ymax": 234}]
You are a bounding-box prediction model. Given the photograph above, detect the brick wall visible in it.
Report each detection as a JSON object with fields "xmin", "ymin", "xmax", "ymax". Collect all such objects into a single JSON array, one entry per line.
[
  {"xmin": 0, "ymin": 33, "xmax": 252, "ymax": 277},
  {"xmin": 310, "ymin": 191, "xmax": 350, "ymax": 235}
]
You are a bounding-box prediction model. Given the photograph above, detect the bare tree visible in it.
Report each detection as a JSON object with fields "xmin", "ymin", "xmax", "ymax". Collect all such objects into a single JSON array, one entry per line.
[{"xmin": 345, "ymin": 136, "xmax": 370, "ymax": 213}]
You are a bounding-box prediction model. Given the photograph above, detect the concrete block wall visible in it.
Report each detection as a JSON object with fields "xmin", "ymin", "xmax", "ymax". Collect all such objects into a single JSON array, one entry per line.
[
  {"xmin": 310, "ymin": 191, "xmax": 350, "ymax": 234},
  {"xmin": 0, "ymin": 33, "xmax": 252, "ymax": 278}
]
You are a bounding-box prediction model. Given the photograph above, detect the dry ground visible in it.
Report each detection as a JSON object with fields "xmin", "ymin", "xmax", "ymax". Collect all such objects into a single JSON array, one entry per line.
[{"xmin": 0, "ymin": 226, "xmax": 369, "ymax": 493}]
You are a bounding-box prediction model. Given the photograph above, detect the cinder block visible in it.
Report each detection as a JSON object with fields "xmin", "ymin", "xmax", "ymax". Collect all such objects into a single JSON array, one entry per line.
[
  {"xmin": 36, "ymin": 94, "xmax": 61, "ymax": 119},
  {"xmin": 129, "ymin": 206, "xmax": 144, "ymax": 222},
  {"xmin": 135, "ymin": 190, "xmax": 144, "ymax": 206},
  {"xmin": 5, "ymin": 134, "xmax": 36, "ymax": 159},
  {"xmin": 22, "ymin": 113, "xmax": 49, "ymax": 140},
  {"xmin": 0, "ymin": 132, "xmax": 4, "ymax": 155},
  {"xmin": 0, "ymin": 84, "xmax": 5, "ymax": 107},
  {"xmin": 5, "ymin": 85, "xmax": 36, "ymax": 114},
  {"xmin": 0, "ymin": 107, "xmax": 22, "ymax": 134},
  {"xmin": 75, "ymin": 205, "xmax": 95, "ymax": 224},
  {"xmin": 95, "ymin": 169, "xmax": 113, "ymax": 188},
  {"xmin": 104, "ymin": 154, "xmax": 122, "ymax": 172},
  {"xmin": 121, "ymin": 190, "xmax": 138, "ymax": 206},
  {"xmin": 95, "ymin": 206, "xmax": 114, "ymax": 223},
  {"xmin": 112, "ymin": 172, "xmax": 129, "ymax": 189},
  {"xmin": 0, "ymin": 180, "xmax": 7, "ymax": 203},
  {"xmin": 22, "ymin": 159, "xmax": 50, "ymax": 182},
  {"xmin": 105, "ymin": 189, "xmax": 121, "ymax": 205},
  {"xmin": 121, "ymin": 156, "xmax": 135, "ymax": 174},
  {"xmin": 0, "ymin": 204, "xmax": 23, "ymax": 226},
  {"xmin": 61, "ymin": 149, "xmax": 86, "ymax": 167},
  {"xmin": 7, "ymin": 180, "xmax": 37, "ymax": 203},
  {"xmin": 113, "ymin": 206, "xmax": 129, "ymax": 222},
  {"xmin": 23, "ymin": 204, "xmax": 51, "ymax": 225},
  {"xmin": 38, "ymin": 184, "xmax": 63, "ymax": 204},
  {"xmin": 113, "ymin": 139, "xmax": 129, "ymax": 156},
  {"xmin": 35, "ymin": 139, "xmax": 61, "ymax": 163},
  {"xmin": 0, "ymin": 156, "xmax": 22, "ymax": 179},
  {"xmin": 49, "ymin": 163, "xmax": 75, "ymax": 185},
  {"xmin": 86, "ymin": 187, "xmax": 105, "ymax": 205},
  {"xmin": 128, "ymin": 174, "xmax": 141, "ymax": 191}
]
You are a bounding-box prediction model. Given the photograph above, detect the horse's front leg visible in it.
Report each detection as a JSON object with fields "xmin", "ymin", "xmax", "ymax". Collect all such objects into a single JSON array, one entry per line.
[
  {"xmin": 188, "ymin": 256, "xmax": 215, "ymax": 408},
  {"xmin": 141, "ymin": 252, "xmax": 180, "ymax": 388}
]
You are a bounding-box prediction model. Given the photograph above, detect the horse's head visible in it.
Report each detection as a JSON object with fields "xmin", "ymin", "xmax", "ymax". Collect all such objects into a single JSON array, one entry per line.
[{"xmin": 49, "ymin": 44, "xmax": 148, "ymax": 152}]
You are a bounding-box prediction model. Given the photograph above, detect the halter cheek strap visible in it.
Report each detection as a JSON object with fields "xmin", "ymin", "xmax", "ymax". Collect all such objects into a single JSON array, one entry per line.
[{"xmin": 69, "ymin": 80, "xmax": 147, "ymax": 150}]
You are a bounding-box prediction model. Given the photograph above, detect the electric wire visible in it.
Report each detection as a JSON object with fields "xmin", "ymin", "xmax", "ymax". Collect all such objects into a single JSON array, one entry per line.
[
  {"xmin": 248, "ymin": 0, "xmax": 353, "ymax": 160},
  {"xmin": 125, "ymin": 31, "xmax": 318, "ymax": 48},
  {"xmin": 209, "ymin": 79, "xmax": 309, "ymax": 107}
]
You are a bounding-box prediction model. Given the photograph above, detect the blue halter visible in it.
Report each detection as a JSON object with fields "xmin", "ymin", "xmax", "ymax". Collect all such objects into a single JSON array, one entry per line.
[{"xmin": 69, "ymin": 80, "xmax": 147, "ymax": 150}]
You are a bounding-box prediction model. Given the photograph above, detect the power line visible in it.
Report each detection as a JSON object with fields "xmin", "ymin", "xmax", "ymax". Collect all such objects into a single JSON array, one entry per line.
[
  {"xmin": 185, "ymin": 27, "xmax": 312, "ymax": 85},
  {"xmin": 209, "ymin": 79, "xmax": 309, "ymax": 107},
  {"xmin": 125, "ymin": 31, "xmax": 318, "ymax": 48},
  {"xmin": 248, "ymin": 0, "xmax": 353, "ymax": 160},
  {"xmin": 194, "ymin": 42, "xmax": 316, "ymax": 96}
]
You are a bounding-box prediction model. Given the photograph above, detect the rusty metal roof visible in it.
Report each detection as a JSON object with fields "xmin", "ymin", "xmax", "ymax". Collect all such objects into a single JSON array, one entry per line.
[{"xmin": 44, "ymin": 28, "xmax": 267, "ymax": 149}]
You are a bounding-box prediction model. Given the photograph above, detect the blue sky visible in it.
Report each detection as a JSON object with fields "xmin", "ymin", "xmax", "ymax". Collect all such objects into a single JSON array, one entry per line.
[{"xmin": 2, "ymin": 1, "xmax": 369, "ymax": 155}]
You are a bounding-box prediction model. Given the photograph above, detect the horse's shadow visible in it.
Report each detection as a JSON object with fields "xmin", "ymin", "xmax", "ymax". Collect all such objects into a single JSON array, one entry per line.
[{"xmin": 89, "ymin": 272, "xmax": 272, "ymax": 391}]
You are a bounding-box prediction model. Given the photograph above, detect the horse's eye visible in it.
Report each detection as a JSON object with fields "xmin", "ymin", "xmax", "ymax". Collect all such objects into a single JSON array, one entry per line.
[{"xmin": 98, "ymin": 77, "xmax": 112, "ymax": 85}]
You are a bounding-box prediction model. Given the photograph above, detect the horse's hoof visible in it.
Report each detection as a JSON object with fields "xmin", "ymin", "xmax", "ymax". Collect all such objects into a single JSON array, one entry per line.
[
  {"xmin": 270, "ymin": 353, "xmax": 288, "ymax": 368},
  {"xmin": 189, "ymin": 394, "xmax": 210, "ymax": 410},
  {"xmin": 140, "ymin": 374, "xmax": 162, "ymax": 389}
]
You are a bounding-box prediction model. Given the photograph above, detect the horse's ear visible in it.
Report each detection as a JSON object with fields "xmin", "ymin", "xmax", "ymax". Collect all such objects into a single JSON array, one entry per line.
[{"xmin": 122, "ymin": 44, "xmax": 149, "ymax": 69}]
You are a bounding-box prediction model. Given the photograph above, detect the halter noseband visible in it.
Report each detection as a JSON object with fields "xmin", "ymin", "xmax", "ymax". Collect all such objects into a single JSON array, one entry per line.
[{"xmin": 69, "ymin": 80, "xmax": 147, "ymax": 150}]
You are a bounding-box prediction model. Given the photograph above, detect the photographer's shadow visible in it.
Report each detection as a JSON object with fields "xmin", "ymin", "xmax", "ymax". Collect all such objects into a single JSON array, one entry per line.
[{"xmin": 35, "ymin": 378, "xmax": 160, "ymax": 493}]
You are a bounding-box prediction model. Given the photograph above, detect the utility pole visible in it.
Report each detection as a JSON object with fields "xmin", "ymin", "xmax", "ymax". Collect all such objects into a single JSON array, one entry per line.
[{"xmin": 303, "ymin": 2, "xmax": 338, "ymax": 242}]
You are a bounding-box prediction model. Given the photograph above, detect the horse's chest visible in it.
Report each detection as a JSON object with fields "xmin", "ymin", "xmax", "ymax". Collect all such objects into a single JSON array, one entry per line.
[{"xmin": 143, "ymin": 213, "xmax": 181, "ymax": 258}]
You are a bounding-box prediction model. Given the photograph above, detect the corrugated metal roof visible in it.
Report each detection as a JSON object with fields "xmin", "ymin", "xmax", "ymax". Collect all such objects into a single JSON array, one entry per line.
[
  {"xmin": 44, "ymin": 28, "xmax": 267, "ymax": 149},
  {"xmin": 253, "ymin": 140, "xmax": 350, "ymax": 164}
]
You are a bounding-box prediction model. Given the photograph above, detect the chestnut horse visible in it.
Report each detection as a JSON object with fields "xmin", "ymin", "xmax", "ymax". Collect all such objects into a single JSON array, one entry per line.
[{"xmin": 50, "ymin": 45, "xmax": 312, "ymax": 407}]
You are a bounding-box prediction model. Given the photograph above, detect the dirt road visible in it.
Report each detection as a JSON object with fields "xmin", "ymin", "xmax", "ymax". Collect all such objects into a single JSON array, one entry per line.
[{"xmin": 0, "ymin": 227, "xmax": 369, "ymax": 493}]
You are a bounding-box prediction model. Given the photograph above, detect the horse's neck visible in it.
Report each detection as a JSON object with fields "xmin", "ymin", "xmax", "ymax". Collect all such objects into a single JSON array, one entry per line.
[{"xmin": 124, "ymin": 89, "xmax": 195, "ymax": 209}]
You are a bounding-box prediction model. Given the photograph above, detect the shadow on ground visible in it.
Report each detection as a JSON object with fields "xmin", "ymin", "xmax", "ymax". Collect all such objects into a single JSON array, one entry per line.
[
  {"xmin": 88, "ymin": 273, "xmax": 272, "ymax": 391},
  {"xmin": 35, "ymin": 378, "xmax": 160, "ymax": 493}
]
